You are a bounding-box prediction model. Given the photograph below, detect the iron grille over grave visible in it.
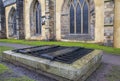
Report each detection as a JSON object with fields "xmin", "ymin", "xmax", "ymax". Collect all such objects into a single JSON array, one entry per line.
[{"xmin": 13, "ymin": 45, "xmax": 94, "ymax": 64}]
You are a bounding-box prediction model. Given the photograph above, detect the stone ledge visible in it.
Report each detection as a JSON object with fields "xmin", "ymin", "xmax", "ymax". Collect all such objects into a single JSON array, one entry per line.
[{"xmin": 3, "ymin": 50, "xmax": 102, "ymax": 81}]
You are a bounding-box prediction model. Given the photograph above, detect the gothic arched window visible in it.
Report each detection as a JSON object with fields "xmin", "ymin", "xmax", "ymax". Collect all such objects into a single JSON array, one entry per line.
[
  {"xmin": 83, "ymin": 2, "xmax": 89, "ymax": 34},
  {"xmin": 8, "ymin": 7, "xmax": 17, "ymax": 37},
  {"xmin": 70, "ymin": 0, "xmax": 89, "ymax": 34},
  {"xmin": 30, "ymin": 0, "xmax": 42, "ymax": 36},
  {"xmin": 70, "ymin": 5, "xmax": 75, "ymax": 34},
  {"xmin": 35, "ymin": 1, "xmax": 41, "ymax": 35},
  {"xmin": 12, "ymin": 12, "xmax": 17, "ymax": 35},
  {"xmin": 76, "ymin": 4, "xmax": 81, "ymax": 34}
]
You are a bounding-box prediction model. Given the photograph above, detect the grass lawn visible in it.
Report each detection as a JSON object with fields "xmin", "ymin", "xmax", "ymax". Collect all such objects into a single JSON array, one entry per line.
[
  {"xmin": 0, "ymin": 46, "xmax": 12, "ymax": 75},
  {"xmin": 0, "ymin": 63, "xmax": 9, "ymax": 74},
  {"xmin": 1, "ymin": 77, "xmax": 34, "ymax": 81},
  {"xmin": 0, "ymin": 39, "xmax": 120, "ymax": 55},
  {"xmin": 0, "ymin": 46, "xmax": 34, "ymax": 81},
  {"xmin": 0, "ymin": 46, "xmax": 13, "ymax": 58}
]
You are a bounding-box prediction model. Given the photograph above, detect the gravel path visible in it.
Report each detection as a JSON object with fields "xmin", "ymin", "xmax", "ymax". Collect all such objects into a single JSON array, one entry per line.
[
  {"xmin": 0, "ymin": 42, "xmax": 31, "ymax": 48},
  {"xmin": 1, "ymin": 62, "xmax": 57, "ymax": 81},
  {"xmin": 102, "ymin": 52, "xmax": 120, "ymax": 66},
  {"xmin": 0, "ymin": 42, "xmax": 120, "ymax": 81},
  {"xmin": 86, "ymin": 63, "xmax": 113, "ymax": 81}
]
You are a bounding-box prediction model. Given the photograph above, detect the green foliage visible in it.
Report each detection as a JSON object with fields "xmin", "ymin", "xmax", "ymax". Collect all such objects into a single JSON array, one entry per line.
[
  {"xmin": 0, "ymin": 39, "xmax": 120, "ymax": 55},
  {"xmin": 0, "ymin": 64, "xmax": 9, "ymax": 74},
  {"xmin": 0, "ymin": 47, "xmax": 34, "ymax": 81},
  {"xmin": 0, "ymin": 46, "xmax": 13, "ymax": 53},
  {"xmin": 0, "ymin": 46, "xmax": 13, "ymax": 57},
  {"xmin": 0, "ymin": 47, "xmax": 11, "ymax": 74},
  {"xmin": 2, "ymin": 77, "xmax": 35, "ymax": 81}
]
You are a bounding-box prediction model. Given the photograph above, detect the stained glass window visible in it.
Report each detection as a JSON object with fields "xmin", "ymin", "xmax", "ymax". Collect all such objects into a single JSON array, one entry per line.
[
  {"xmin": 70, "ymin": 5, "xmax": 75, "ymax": 34},
  {"xmin": 83, "ymin": 2, "xmax": 88, "ymax": 34},
  {"xmin": 76, "ymin": 4, "xmax": 81, "ymax": 34},
  {"xmin": 74, "ymin": 0, "xmax": 77, "ymax": 6},
  {"xmin": 35, "ymin": 1, "xmax": 41, "ymax": 35},
  {"xmin": 8, "ymin": 8, "xmax": 17, "ymax": 37},
  {"xmin": 69, "ymin": 0, "xmax": 89, "ymax": 34},
  {"xmin": 80, "ymin": 0, "xmax": 84, "ymax": 5},
  {"xmin": 13, "ymin": 12, "xmax": 17, "ymax": 35}
]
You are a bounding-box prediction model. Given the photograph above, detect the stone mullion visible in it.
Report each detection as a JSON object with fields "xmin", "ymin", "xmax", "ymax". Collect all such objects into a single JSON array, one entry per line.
[
  {"xmin": 87, "ymin": 1, "xmax": 90, "ymax": 35},
  {"xmin": 81, "ymin": 2, "xmax": 83, "ymax": 34},
  {"xmin": 74, "ymin": 2, "xmax": 76, "ymax": 34}
]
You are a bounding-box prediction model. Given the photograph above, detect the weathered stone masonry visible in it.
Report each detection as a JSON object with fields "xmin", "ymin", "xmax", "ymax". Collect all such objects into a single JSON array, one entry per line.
[
  {"xmin": 104, "ymin": 0, "xmax": 114, "ymax": 46},
  {"xmin": 0, "ymin": 0, "xmax": 6, "ymax": 38},
  {"xmin": 45, "ymin": 0, "xmax": 56, "ymax": 40},
  {"xmin": 1, "ymin": 0, "xmax": 120, "ymax": 48},
  {"xmin": 61, "ymin": 0, "xmax": 95, "ymax": 41},
  {"xmin": 16, "ymin": 0, "xmax": 25, "ymax": 39}
]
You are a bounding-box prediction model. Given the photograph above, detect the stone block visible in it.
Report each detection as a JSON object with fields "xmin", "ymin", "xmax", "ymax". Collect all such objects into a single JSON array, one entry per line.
[{"xmin": 3, "ymin": 50, "xmax": 102, "ymax": 81}]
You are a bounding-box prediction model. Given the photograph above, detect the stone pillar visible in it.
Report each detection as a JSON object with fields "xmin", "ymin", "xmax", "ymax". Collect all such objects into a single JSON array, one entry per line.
[
  {"xmin": 94, "ymin": 0, "xmax": 104, "ymax": 43},
  {"xmin": 56, "ymin": 0, "xmax": 64, "ymax": 40},
  {"xmin": 0, "ymin": 0, "xmax": 6, "ymax": 38},
  {"xmin": 45, "ymin": 0, "xmax": 56, "ymax": 41},
  {"xmin": 49, "ymin": 0, "xmax": 56, "ymax": 40},
  {"xmin": 16, "ymin": 0, "xmax": 25, "ymax": 39},
  {"xmin": 113, "ymin": 0, "xmax": 120, "ymax": 48},
  {"xmin": 45, "ymin": 0, "xmax": 50, "ymax": 40}
]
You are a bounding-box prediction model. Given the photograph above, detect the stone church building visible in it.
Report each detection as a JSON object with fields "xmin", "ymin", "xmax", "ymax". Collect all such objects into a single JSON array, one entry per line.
[{"xmin": 0, "ymin": 0, "xmax": 120, "ymax": 48}]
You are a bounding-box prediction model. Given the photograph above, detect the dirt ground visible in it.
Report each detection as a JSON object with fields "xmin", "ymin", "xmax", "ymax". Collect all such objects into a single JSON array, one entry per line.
[{"xmin": 0, "ymin": 61, "xmax": 119, "ymax": 81}]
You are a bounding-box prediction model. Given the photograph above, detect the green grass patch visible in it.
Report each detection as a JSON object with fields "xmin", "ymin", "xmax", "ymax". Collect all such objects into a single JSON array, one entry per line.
[
  {"xmin": 3, "ymin": 77, "xmax": 35, "ymax": 81},
  {"xmin": 0, "ymin": 63, "xmax": 34, "ymax": 81},
  {"xmin": 0, "ymin": 46, "xmax": 13, "ymax": 53},
  {"xmin": 0, "ymin": 64, "xmax": 9, "ymax": 74},
  {"xmin": 0, "ymin": 46, "xmax": 13, "ymax": 57},
  {"xmin": 0, "ymin": 39, "xmax": 120, "ymax": 55},
  {"xmin": 0, "ymin": 46, "xmax": 13, "ymax": 74},
  {"xmin": 0, "ymin": 46, "xmax": 34, "ymax": 81},
  {"xmin": 106, "ymin": 65, "xmax": 120, "ymax": 81}
]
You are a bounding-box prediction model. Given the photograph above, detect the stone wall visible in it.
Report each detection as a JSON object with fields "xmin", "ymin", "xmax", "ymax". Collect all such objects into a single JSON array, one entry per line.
[
  {"xmin": 49, "ymin": 0, "xmax": 56, "ymax": 40},
  {"xmin": 3, "ymin": 49, "xmax": 102, "ymax": 81},
  {"xmin": 104, "ymin": 0, "xmax": 114, "ymax": 25},
  {"xmin": 104, "ymin": 0, "xmax": 114, "ymax": 46},
  {"xmin": 60, "ymin": 0, "xmax": 95, "ymax": 41},
  {"xmin": 5, "ymin": 4, "xmax": 16, "ymax": 39},
  {"xmin": 16, "ymin": 0, "xmax": 25, "ymax": 39},
  {"xmin": 3, "ymin": 0, "xmax": 25, "ymax": 39},
  {"xmin": 0, "ymin": 0, "xmax": 6, "ymax": 38},
  {"xmin": 24, "ymin": 0, "xmax": 46, "ymax": 40},
  {"xmin": 0, "ymin": 0, "xmax": 115, "ymax": 45}
]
